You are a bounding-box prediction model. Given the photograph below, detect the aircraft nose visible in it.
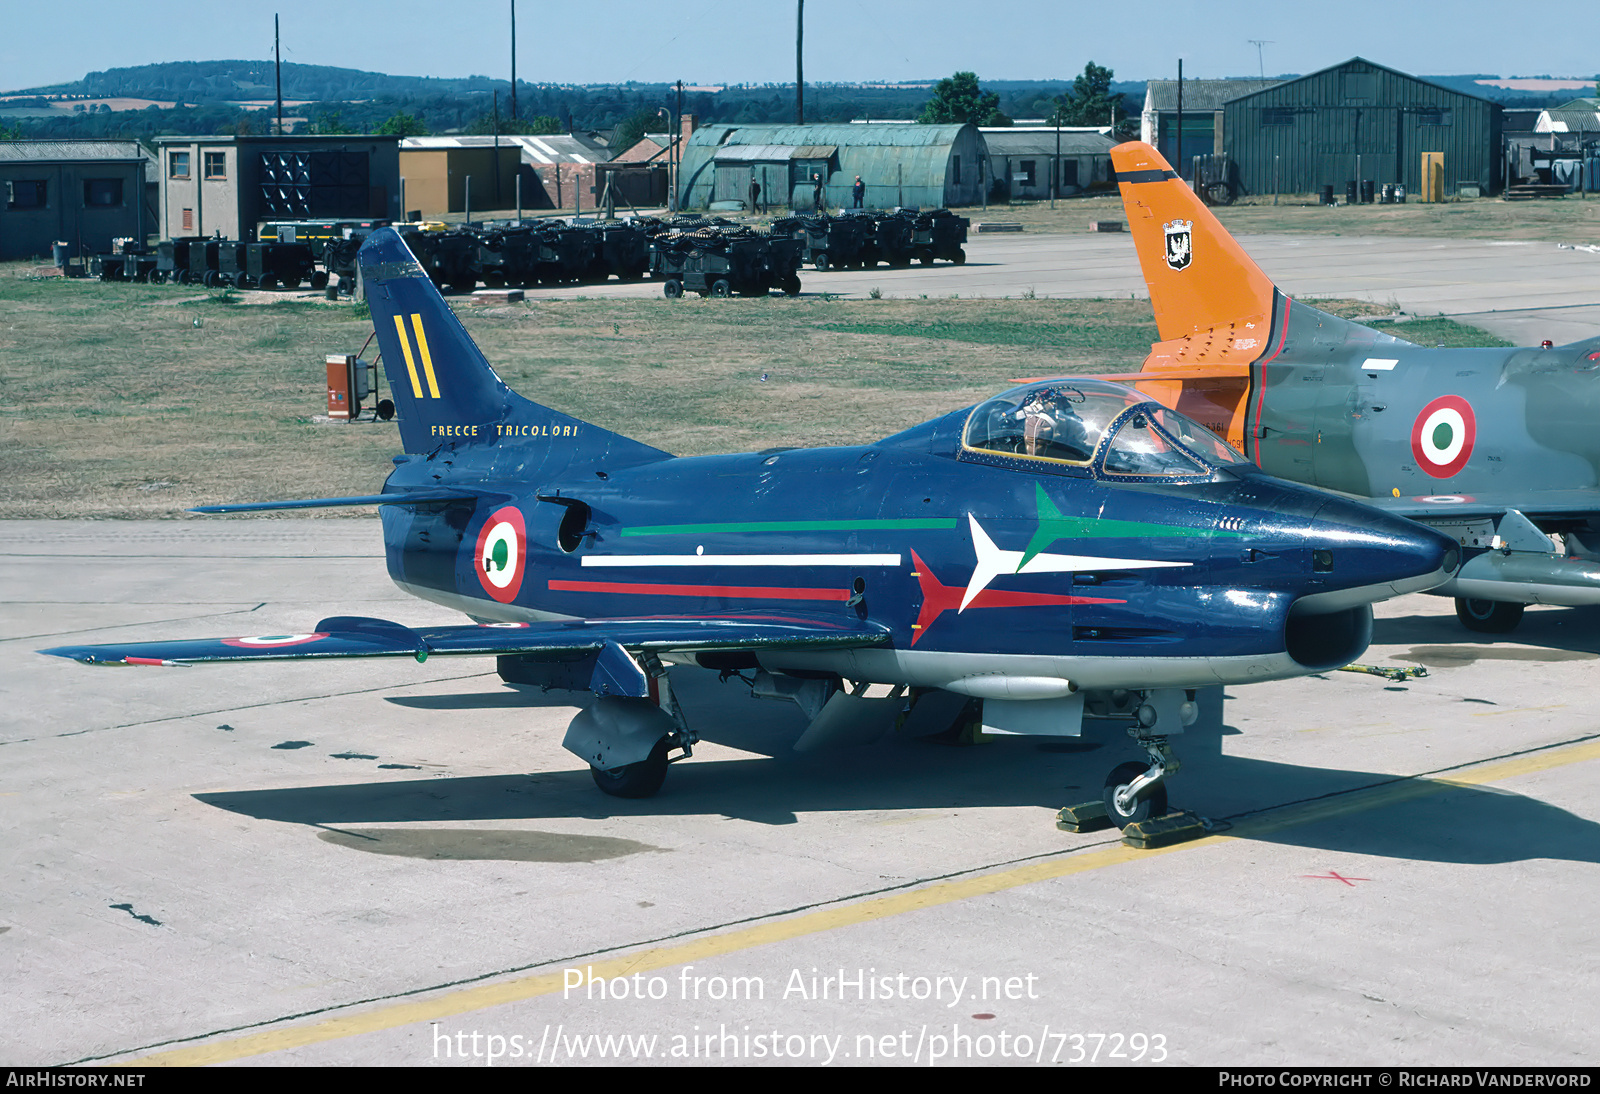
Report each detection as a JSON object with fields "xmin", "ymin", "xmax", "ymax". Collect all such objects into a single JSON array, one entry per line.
[{"xmin": 1300, "ymin": 496, "xmax": 1459, "ymax": 608}]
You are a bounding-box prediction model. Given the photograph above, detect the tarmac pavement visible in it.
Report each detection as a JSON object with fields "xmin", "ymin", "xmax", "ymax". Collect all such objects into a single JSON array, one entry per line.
[
  {"xmin": 508, "ymin": 231, "xmax": 1600, "ymax": 345},
  {"xmin": 4, "ymin": 519, "xmax": 1598, "ymax": 1067}
]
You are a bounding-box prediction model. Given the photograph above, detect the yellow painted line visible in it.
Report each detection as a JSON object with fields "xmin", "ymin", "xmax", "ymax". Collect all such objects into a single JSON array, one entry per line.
[
  {"xmin": 125, "ymin": 737, "xmax": 1600, "ymax": 1067},
  {"xmin": 392, "ymin": 315, "xmax": 423, "ymax": 399},
  {"xmin": 410, "ymin": 314, "xmax": 441, "ymax": 399},
  {"xmin": 1471, "ymin": 703, "xmax": 1567, "ymax": 718}
]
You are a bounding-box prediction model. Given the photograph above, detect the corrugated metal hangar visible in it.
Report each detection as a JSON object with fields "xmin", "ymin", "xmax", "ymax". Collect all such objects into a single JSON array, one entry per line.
[
  {"xmin": 1224, "ymin": 58, "xmax": 1500, "ymax": 197},
  {"xmin": 677, "ymin": 123, "xmax": 988, "ymax": 211},
  {"xmin": 1142, "ymin": 59, "xmax": 1501, "ymax": 197}
]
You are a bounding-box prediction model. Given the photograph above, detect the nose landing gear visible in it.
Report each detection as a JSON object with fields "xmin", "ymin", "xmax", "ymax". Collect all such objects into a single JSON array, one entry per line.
[{"xmin": 1056, "ymin": 689, "xmax": 1212, "ymax": 849}]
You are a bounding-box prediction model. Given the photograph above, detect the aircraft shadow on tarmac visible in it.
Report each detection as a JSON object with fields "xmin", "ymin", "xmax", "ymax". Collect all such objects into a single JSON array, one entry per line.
[
  {"xmin": 1374, "ymin": 604, "xmax": 1600, "ymax": 660},
  {"xmin": 196, "ymin": 671, "xmax": 1600, "ymax": 867}
]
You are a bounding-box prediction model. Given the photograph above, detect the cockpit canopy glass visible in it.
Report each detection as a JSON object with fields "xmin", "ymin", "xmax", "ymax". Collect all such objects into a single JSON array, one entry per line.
[
  {"xmin": 963, "ymin": 383, "xmax": 1141, "ymax": 464},
  {"xmin": 961, "ymin": 380, "xmax": 1247, "ymax": 479}
]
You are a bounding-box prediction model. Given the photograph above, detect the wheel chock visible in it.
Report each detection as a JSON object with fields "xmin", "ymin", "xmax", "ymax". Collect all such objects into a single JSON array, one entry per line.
[
  {"xmin": 1119, "ymin": 811, "xmax": 1210, "ymax": 850},
  {"xmin": 1337, "ymin": 663, "xmax": 1428, "ymax": 683},
  {"xmin": 1055, "ymin": 801, "xmax": 1112, "ymax": 833}
]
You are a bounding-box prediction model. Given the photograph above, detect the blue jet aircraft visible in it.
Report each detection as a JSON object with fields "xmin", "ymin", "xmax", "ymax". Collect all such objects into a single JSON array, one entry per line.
[{"xmin": 41, "ymin": 228, "xmax": 1459, "ymax": 828}]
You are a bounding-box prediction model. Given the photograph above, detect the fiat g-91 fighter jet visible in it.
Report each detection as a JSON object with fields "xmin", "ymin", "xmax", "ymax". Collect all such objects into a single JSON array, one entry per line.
[{"xmin": 41, "ymin": 228, "xmax": 1457, "ymax": 828}]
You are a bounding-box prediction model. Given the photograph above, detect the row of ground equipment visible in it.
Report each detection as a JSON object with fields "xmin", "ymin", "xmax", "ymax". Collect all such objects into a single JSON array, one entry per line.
[
  {"xmin": 88, "ymin": 208, "xmax": 970, "ymax": 297},
  {"xmin": 770, "ymin": 209, "xmax": 969, "ymax": 270}
]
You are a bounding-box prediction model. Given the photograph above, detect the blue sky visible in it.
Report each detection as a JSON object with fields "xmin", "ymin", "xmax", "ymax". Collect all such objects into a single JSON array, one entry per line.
[{"xmin": 3, "ymin": 0, "xmax": 1594, "ymax": 92}]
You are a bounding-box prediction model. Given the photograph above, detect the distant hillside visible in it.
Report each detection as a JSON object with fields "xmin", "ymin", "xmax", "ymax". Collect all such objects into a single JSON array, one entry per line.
[
  {"xmin": 12, "ymin": 61, "xmax": 1141, "ymax": 114},
  {"xmin": 12, "ymin": 60, "xmax": 534, "ymax": 102},
  {"xmin": 1419, "ymin": 73, "xmax": 1592, "ymax": 107},
  {"xmin": 8, "ymin": 59, "xmax": 1582, "ymax": 144},
  {"xmin": 1, "ymin": 62, "xmax": 1155, "ymax": 141}
]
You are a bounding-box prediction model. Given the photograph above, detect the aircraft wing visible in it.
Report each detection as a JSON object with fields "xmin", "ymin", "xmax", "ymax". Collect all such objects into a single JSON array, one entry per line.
[
  {"xmin": 1352, "ymin": 488, "xmax": 1600, "ymax": 522},
  {"xmin": 39, "ymin": 610, "xmax": 889, "ymax": 676}
]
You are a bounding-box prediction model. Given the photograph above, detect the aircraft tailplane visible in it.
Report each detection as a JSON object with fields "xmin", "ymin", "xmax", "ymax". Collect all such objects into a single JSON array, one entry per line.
[{"xmin": 357, "ymin": 228, "xmax": 672, "ymax": 468}]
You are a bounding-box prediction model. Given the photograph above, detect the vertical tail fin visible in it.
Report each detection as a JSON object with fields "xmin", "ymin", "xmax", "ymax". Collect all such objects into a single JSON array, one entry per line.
[
  {"xmin": 1110, "ymin": 142, "xmax": 1408, "ymax": 459},
  {"xmin": 1112, "ymin": 142, "xmax": 1279, "ymax": 356},
  {"xmin": 358, "ymin": 228, "xmax": 671, "ymax": 467}
]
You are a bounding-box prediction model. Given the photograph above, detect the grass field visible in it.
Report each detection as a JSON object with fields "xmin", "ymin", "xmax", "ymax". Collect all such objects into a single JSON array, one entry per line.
[
  {"xmin": 0, "ymin": 268, "xmax": 1512, "ymax": 519},
  {"xmin": 448, "ymin": 187, "xmax": 1600, "ymax": 246},
  {"xmin": 918, "ymin": 192, "xmax": 1600, "ymax": 245}
]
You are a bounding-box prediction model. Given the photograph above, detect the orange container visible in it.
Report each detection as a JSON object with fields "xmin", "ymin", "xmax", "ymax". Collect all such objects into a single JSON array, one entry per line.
[{"xmin": 326, "ymin": 353, "xmax": 356, "ymax": 420}]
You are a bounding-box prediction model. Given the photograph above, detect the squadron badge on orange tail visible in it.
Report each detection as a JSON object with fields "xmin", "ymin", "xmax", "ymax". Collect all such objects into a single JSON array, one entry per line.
[{"xmin": 1163, "ymin": 219, "xmax": 1193, "ymax": 271}]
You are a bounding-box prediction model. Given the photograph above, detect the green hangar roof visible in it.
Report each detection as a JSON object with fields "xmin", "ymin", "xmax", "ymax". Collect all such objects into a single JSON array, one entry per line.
[{"xmin": 678, "ymin": 123, "xmax": 988, "ymax": 211}]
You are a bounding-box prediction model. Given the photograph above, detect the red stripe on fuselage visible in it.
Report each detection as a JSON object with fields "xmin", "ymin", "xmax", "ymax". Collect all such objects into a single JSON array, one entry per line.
[
  {"xmin": 549, "ymin": 580, "xmax": 850, "ymax": 601},
  {"xmin": 1247, "ymin": 294, "xmax": 1293, "ymax": 465},
  {"xmin": 909, "ymin": 550, "xmax": 1125, "ymax": 646}
]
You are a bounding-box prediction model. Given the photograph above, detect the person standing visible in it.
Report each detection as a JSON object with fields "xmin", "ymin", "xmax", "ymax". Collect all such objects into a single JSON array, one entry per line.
[
  {"xmin": 812, "ymin": 172, "xmax": 824, "ymax": 213},
  {"xmin": 749, "ymin": 169, "xmax": 761, "ymax": 215},
  {"xmin": 852, "ymin": 175, "xmax": 865, "ymax": 209}
]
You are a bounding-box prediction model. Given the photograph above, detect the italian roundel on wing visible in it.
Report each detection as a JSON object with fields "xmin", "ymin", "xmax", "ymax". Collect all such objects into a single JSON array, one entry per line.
[
  {"xmin": 475, "ymin": 506, "xmax": 527, "ymax": 604},
  {"xmin": 1411, "ymin": 395, "xmax": 1475, "ymax": 479}
]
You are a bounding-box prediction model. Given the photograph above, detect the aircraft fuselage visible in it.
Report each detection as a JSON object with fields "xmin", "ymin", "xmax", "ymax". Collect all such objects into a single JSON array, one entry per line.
[{"xmin": 380, "ymin": 402, "xmax": 1455, "ymax": 693}]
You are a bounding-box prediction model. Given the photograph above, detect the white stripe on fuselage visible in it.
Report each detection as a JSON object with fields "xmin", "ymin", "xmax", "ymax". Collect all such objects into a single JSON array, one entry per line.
[
  {"xmin": 582, "ymin": 553, "xmax": 903, "ymax": 567},
  {"xmin": 961, "ymin": 515, "xmax": 1192, "ymax": 612}
]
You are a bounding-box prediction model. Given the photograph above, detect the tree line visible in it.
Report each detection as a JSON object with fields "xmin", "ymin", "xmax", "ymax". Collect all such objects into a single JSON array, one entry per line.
[{"xmin": 1, "ymin": 60, "xmax": 1142, "ymax": 144}]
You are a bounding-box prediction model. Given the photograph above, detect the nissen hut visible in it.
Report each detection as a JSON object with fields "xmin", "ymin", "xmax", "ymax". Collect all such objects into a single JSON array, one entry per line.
[{"xmin": 676, "ymin": 123, "xmax": 988, "ymax": 211}]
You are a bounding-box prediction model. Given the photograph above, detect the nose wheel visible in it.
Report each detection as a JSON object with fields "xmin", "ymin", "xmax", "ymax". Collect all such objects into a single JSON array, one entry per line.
[
  {"xmin": 1057, "ymin": 690, "xmax": 1210, "ymax": 848},
  {"xmin": 1103, "ymin": 759, "xmax": 1169, "ymax": 827}
]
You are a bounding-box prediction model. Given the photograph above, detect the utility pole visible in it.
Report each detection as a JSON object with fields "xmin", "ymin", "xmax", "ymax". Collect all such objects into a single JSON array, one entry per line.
[
  {"xmin": 658, "ymin": 104, "xmax": 675, "ymax": 213},
  {"xmin": 796, "ymin": 0, "xmax": 804, "ymax": 124},
  {"xmin": 273, "ymin": 14, "xmax": 283, "ymax": 136},
  {"xmin": 1175, "ymin": 59, "xmax": 1184, "ymax": 183},
  {"xmin": 1052, "ymin": 107, "xmax": 1060, "ymax": 208},
  {"xmin": 510, "ymin": 1, "xmax": 518, "ymax": 121},
  {"xmin": 1248, "ymin": 40, "xmax": 1272, "ymax": 80}
]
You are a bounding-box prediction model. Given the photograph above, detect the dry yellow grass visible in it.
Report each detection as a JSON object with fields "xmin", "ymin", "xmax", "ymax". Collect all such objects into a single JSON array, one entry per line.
[
  {"xmin": 0, "ymin": 261, "xmax": 1508, "ymax": 519},
  {"xmin": 957, "ymin": 191, "xmax": 1600, "ymax": 245},
  {"xmin": 0, "ymin": 275, "xmax": 1171, "ymax": 518}
]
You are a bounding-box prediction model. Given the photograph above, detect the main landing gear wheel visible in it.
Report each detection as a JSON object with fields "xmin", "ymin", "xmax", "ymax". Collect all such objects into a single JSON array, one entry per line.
[
  {"xmin": 590, "ymin": 736, "xmax": 671, "ymax": 799},
  {"xmin": 1103, "ymin": 761, "xmax": 1168, "ymax": 828},
  {"xmin": 1455, "ymin": 597, "xmax": 1525, "ymax": 634}
]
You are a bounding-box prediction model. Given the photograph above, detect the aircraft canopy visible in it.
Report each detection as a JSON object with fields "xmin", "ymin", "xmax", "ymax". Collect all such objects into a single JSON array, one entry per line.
[{"xmin": 962, "ymin": 379, "xmax": 1247, "ymax": 479}]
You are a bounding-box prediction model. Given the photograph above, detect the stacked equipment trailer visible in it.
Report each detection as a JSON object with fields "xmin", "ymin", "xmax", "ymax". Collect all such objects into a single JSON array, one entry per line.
[{"xmin": 649, "ymin": 220, "xmax": 802, "ymax": 298}]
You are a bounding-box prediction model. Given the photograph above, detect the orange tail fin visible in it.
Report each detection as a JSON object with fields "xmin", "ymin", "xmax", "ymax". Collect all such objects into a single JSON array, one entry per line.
[
  {"xmin": 1112, "ymin": 141, "xmax": 1278, "ymax": 362},
  {"xmin": 1111, "ymin": 142, "xmax": 1289, "ymax": 454}
]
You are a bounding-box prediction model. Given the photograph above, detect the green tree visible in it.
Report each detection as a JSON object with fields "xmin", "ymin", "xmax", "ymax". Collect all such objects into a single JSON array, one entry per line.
[
  {"xmin": 465, "ymin": 112, "xmax": 562, "ymax": 136},
  {"xmin": 374, "ymin": 111, "xmax": 428, "ymax": 137},
  {"xmin": 918, "ymin": 71, "xmax": 1008, "ymax": 126},
  {"xmin": 609, "ymin": 107, "xmax": 659, "ymax": 152},
  {"xmin": 1048, "ymin": 62, "xmax": 1127, "ymax": 128},
  {"xmin": 311, "ymin": 109, "xmax": 349, "ymax": 135}
]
